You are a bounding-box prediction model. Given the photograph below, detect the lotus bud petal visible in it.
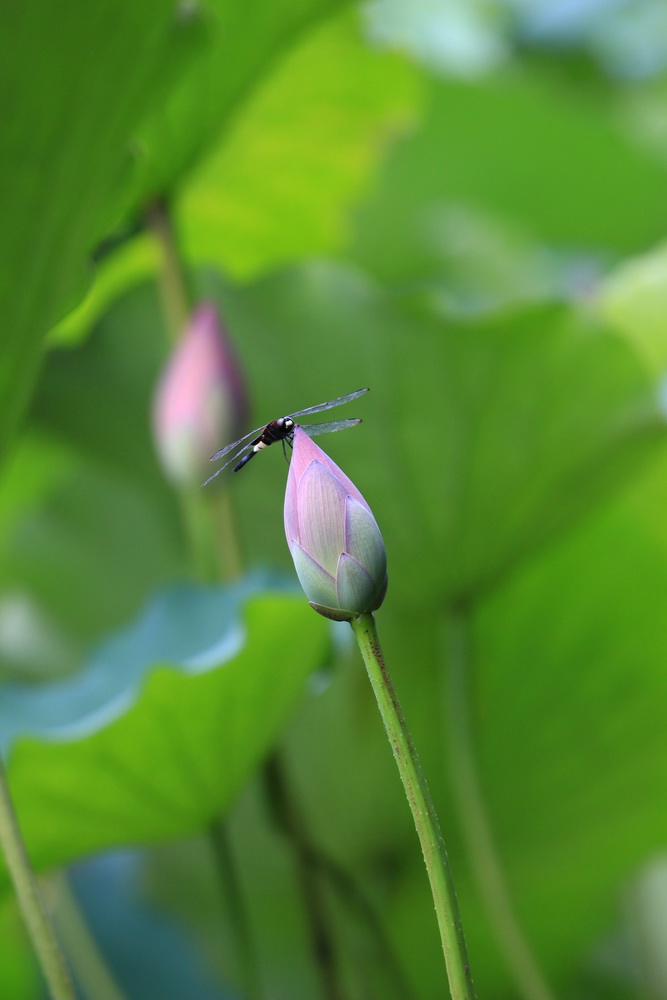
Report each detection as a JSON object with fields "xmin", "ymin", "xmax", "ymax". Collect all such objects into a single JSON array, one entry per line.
[
  {"xmin": 152, "ymin": 303, "xmax": 248, "ymax": 486},
  {"xmin": 284, "ymin": 427, "xmax": 387, "ymax": 620}
]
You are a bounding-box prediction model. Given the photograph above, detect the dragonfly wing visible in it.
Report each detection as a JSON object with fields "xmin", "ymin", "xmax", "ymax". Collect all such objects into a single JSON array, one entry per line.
[
  {"xmin": 202, "ymin": 466, "xmax": 226, "ymax": 488},
  {"xmin": 202, "ymin": 443, "xmax": 253, "ymax": 486},
  {"xmin": 299, "ymin": 418, "xmax": 362, "ymax": 437},
  {"xmin": 205, "ymin": 388, "xmax": 369, "ymax": 479},
  {"xmin": 209, "ymin": 424, "xmax": 265, "ymax": 462},
  {"xmin": 289, "ymin": 387, "xmax": 369, "ymax": 420}
]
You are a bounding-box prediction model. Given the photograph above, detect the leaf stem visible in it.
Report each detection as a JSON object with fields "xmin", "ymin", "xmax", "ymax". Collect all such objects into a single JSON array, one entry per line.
[
  {"xmin": 52, "ymin": 873, "xmax": 129, "ymax": 1000},
  {"xmin": 145, "ymin": 198, "xmax": 191, "ymax": 342},
  {"xmin": 445, "ymin": 603, "xmax": 555, "ymax": 1000},
  {"xmin": 208, "ymin": 816, "xmax": 262, "ymax": 1000},
  {"xmin": 350, "ymin": 613, "xmax": 476, "ymax": 1000},
  {"xmin": 299, "ymin": 846, "xmax": 416, "ymax": 1000},
  {"xmin": 0, "ymin": 758, "xmax": 77, "ymax": 1000},
  {"xmin": 264, "ymin": 752, "xmax": 345, "ymax": 1000}
]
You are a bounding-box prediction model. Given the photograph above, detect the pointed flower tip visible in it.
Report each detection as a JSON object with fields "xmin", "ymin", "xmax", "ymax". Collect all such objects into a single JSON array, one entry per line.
[
  {"xmin": 152, "ymin": 302, "xmax": 249, "ymax": 487},
  {"xmin": 285, "ymin": 426, "xmax": 387, "ymax": 618}
]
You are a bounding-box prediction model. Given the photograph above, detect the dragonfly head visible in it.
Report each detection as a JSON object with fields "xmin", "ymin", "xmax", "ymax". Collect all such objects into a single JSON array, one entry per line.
[{"xmin": 279, "ymin": 417, "xmax": 295, "ymax": 434}]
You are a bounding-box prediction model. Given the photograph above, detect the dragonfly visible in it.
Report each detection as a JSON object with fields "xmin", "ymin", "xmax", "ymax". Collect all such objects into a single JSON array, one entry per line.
[{"xmin": 202, "ymin": 387, "xmax": 369, "ymax": 486}]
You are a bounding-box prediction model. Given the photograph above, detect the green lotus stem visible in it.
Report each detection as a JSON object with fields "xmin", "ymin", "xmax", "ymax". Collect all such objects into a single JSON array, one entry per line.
[
  {"xmin": 150, "ymin": 197, "xmax": 257, "ymax": 996},
  {"xmin": 350, "ymin": 613, "xmax": 476, "ymax": 1000},
  {"xmin": 180, "ymin": 487, "xmax": 219, "ymax": 583},
  {"xmin": 0, "ymin": 758, "xmax": 76, "ymax": 1000}
]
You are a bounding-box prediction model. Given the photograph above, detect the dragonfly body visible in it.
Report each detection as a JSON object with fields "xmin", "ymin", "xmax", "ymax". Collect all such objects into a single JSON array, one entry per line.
[
  {"xmin": 233, "ymin": 416, "xmax": 296, "ymax": 471},
  {"xmin": 203, "ymin": 388, "xmax": 368, "ymax": 486}
]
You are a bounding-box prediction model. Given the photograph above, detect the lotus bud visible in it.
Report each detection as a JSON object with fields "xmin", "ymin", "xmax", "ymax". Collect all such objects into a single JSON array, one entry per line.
[
  {"xmin": 152, "ymin": 303, "xmax": 248, "ymax": 487},
  {"xmin": 284, "ymin": 427, "xmax": 387, "ymax": 620}
]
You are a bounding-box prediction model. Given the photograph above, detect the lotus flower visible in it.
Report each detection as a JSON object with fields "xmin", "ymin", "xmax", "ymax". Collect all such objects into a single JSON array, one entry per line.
[
  {"xmin": 152, "ymin": 303, "xmax": 248, "ymax": 486},
  {"xmin": 284, "ymin": 426, "xmax": 387, "ymax": 620}
]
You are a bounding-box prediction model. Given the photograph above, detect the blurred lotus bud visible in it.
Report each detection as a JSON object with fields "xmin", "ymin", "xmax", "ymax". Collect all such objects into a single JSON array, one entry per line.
[
  {"xmin": 284, "ymin": 426, "xmax": 387, "ymax": 620},
  {"xmin": 152, "ymin": 303, "xmax": 248, "ymax": 487}
]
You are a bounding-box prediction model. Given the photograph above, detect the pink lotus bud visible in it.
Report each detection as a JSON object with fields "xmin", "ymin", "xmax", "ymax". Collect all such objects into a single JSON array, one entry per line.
[
  {"xmin": 152, "ymin": 303, "xmax": 248, "ymax": 486},
  {"xmin": 284, "ymin": 427, "xmax": 387, "ymax": 620}
]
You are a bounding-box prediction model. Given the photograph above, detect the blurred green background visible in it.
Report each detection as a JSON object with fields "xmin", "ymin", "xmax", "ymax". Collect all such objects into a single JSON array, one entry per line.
[{"xmin": 4, "ymin": 1, "xmax": 667, "ymax": 998}]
